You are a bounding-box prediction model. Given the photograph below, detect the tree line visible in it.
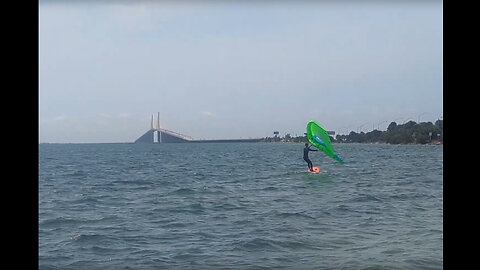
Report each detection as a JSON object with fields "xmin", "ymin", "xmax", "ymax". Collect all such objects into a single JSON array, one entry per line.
[{"xmin": 263, "ymin": 120, "xmax": 443, "ymax": 145}]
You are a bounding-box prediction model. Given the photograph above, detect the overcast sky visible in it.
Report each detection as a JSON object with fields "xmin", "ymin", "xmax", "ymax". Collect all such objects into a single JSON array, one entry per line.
[{"xmin": 39, "ymin": 0, "xmax": 442, "ymax": 143}]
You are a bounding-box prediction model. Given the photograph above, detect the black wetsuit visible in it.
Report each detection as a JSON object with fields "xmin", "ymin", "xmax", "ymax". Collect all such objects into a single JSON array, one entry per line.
[{"xmin": 303, "ymin": 145, "xmax": 318, "ymax": 170}]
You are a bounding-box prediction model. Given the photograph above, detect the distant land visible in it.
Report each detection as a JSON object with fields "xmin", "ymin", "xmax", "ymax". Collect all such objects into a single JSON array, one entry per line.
[
  {"xmin": 263, "ymin": 120, "xmax": 443, "ymax": 145},
  {"xmin": 131, "ymin": 113, "xmax": 443, "ymax": 145},
  {"xmin": 39, "ymin": 120, "xmax": 443, "ymax": 145}
]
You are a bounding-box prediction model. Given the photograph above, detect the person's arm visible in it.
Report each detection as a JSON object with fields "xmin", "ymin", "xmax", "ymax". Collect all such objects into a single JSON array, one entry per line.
[{"xmin": 308, "ymin": 146, "xmax": 318, "ymax": 151}]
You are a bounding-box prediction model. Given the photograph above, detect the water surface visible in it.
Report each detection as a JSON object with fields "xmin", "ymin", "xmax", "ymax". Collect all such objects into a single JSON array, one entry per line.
[{"xmin": 39, "ymin": 143, "xmax": 443, "ymax": 270}]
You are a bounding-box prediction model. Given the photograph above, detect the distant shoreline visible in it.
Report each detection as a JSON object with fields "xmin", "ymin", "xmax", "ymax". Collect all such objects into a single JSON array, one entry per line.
[
  {"xmin": 262, "ymin": 140, "xmax": 443, "ymax": 145},
  {"xmin": 39, "ymin": 140, "xmax": 443, "ymax": 145},
  {"xmin": 41, "ymin": 120, "xmax": 443, "ymax": 145}
]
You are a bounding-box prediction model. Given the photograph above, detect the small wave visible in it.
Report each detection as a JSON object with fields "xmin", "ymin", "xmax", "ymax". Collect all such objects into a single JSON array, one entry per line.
[
  {"xmin": 213, "ymin": 202, "xmax": 241, "ymax": 211},
  {"xmin": 261, "ymin": 186, "xmax": 278, "ymax": 191},
  {"xmin": 361, "ymin": 265, "xmax": 403, "ymax": 270},
  {"xmin": 171, "ymin": 249, "xmax": 208, "ymax": 261},
  {"xmin": 276, "ymin": 211, "xmax": 315, "ymax": 220},
  {"xmin": 189, "ymin": 203, "xmax": 204, "ymax": 210},
  {"xmin": 404, "ymin": 257, "xmax": 443, "ymax": 270},
  {"xmin": 234, "ymin": 237, "xmax": 324, "ymax": 253},
  {"xmin": 70, "ymin": 233, "xmax": 106, "ymax": 244},
  {"xmin": 197, "ymin": 231, "xmax": 216, "ymax": 239},
  {"xmin": 200, "ymin": 188, "xmax": 226, "ymax": 195},
  {"xmin": 90, "ymin": 245, "xmax": 117, "ymax": 254},
  {"xmin": 41, "ymin": 214, "xmax": 120, "ymax": 229},
  {"xmin": 350, "ymin": 194, "xmax": 383, "ymax": 203},
  {"xmin": 381, "ymin": 247, "xmax": 406, "ymax": 256},
  {"xmin": 232, "ymin": 219, "xmax": 253, "ymax": 226},
  {"xmin": 336, "ymin": 204, "xmax": 351, "ymax": 212},
  {"xmin": 233, "ymin": 237, "xmax": 283, "ymax": 252},
  {"xmin": 160, "ymin": 221, "xmax": 192, "ymax": 229},
  {"xmin": 65, "ymin": 169, "xmax": 87, "ymax": 177},
  {"xmin": 166, "ymin": 203, "xmax": 205, "ymax": 214},
  {"xmin": 170, "ymin": 188, "xmax": 195, "ymax": 195},
  {"xmin": 40, "ymin": 217, "xmax": 82, "ymax": 228},
  {"xmin": 277, "ymin": 239, "xmax": 322, "ymax": 251},
  {"xmin": 70, "ymin": 196, "xmax": 102, "ymax": 205}
]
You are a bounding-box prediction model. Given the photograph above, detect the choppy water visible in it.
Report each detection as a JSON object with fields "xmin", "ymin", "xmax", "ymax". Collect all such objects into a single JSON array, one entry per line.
[{"xmin": 39, "ymin": 142, "xmax": 443, "ymax": 270}]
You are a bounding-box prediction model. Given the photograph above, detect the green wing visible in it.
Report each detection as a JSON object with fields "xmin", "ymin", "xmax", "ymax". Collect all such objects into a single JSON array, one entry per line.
[{"xmin": 306, "ymin": 120, "xmax": 343, "ymax": 162}]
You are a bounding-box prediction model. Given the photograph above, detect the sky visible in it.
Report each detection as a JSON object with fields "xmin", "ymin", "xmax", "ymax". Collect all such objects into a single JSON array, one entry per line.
[{"xmin": 39, "ymin": 0, "xmax": 443, "ymax": 143}]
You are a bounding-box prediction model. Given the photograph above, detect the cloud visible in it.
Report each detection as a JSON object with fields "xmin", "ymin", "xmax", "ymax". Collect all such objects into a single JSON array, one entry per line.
[
  {"xmin": 200, "ymin": 111, "xmax": 218, "ymax": 118},
  {"xmin": 54, "ymin": 115, "xmax": 68, "ymax": 121},
  {"xmin": 39, "ymin": 115, "xmax": 68, "ymax": 124}
]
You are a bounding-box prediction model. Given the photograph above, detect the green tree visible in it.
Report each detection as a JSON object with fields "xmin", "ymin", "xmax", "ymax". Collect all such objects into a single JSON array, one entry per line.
[{"xmin": 387, "ymin": 122, "xmax": 398, "ymax": 131}]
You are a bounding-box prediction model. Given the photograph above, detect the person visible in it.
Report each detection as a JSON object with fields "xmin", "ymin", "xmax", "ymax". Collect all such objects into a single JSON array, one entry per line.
[{"xmin": 303, "ymin": 142, "xmax": 318, "ymax": 171}]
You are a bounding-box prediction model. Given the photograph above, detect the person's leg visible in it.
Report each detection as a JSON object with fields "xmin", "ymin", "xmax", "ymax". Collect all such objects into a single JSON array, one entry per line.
[{"xmin": 304, "ymin": 157, "xmax": 310, "ymax": 170}]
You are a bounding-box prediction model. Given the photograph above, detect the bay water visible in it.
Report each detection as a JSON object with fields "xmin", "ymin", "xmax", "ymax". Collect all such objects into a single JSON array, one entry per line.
[{"xmin": 39, "ymin": 142, "xmax": 443, "ymax": 270}]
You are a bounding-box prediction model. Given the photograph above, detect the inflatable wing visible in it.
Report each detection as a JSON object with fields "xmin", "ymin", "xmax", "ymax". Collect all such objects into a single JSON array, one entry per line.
[{"xmin": 306, "ymin": 120, "xmax": 343, "ymax": 162}]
